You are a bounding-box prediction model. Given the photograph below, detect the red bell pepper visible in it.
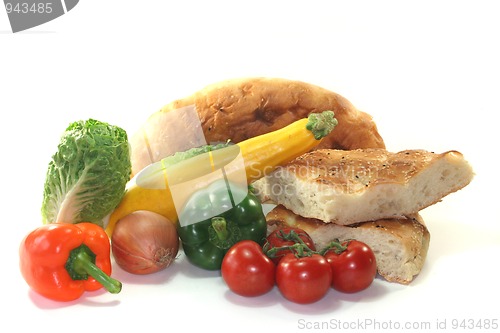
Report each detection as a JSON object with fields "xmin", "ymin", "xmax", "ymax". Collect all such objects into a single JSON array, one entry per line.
[{"xmin": 19, "ymin": 222, "xmax": 122, "ymax": 302}]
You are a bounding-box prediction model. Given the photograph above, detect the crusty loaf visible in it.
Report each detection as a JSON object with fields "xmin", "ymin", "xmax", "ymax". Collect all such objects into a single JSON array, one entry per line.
[
  {"xmin": 130, "ymin": 77, "xmax": 385, "ymax": 176},
  {"xmin": 266, "ymin": 205, "xmax": 430, "ymax": 284},
  {"xmin": 253, "ymin": 148, "xmax": 474, "ymax": 224}
]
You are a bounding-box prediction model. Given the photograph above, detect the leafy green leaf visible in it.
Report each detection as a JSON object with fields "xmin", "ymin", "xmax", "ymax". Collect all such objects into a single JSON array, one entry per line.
[{"xmin": 41, "ymin": 119, "xmax": 131, "ymax": 227}]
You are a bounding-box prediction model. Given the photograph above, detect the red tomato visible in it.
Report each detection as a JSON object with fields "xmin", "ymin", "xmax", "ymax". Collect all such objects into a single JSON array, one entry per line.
[
  {"xmin": 265, "ymin": 227, "xmax": 316, "ymax": 264},
  {"xmin": 276, "ymin": 253, "xmax": 332, "ymax": 304},
  {"xmin": 324, "ymin": 240, "xmax": 377, "ymax": 293},
  {"xmin": 221, "ymin": 240, "xmax": 275, "ymax": 297}
]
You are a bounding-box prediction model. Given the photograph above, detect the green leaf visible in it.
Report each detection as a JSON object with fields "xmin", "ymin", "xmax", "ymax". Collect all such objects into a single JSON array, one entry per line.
[{"xmin": 41, "ymin": 119, "xmax": 131, "ymax": 227}]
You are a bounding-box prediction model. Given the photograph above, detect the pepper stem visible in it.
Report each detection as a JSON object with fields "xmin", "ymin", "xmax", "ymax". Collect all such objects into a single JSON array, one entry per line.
[
  {"xmin": 306, "ymin": 110, "xmax": 339, "ymax": 140},
  {"xmin": 211, "ymin": 217, "xmax": 229, "ymax": 241},
  {"xmin": 66, "ymin": 244, "xmax": 122, "ymax": 294}
]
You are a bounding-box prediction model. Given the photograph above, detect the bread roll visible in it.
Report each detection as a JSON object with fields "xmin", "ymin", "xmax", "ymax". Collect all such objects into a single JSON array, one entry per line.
[
  {"xmin": 253, "ymin": 148, "xmax": 474, "ymax": 224},
  {"xmin": 267, "ymin": 205, "xmax": 430, "ymax": 284},
  {"xmin": 130, "ymin": 77, "xmax": 385, "ymax": 176}
]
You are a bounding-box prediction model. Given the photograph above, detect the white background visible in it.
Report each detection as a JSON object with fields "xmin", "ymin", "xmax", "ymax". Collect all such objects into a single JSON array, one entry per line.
[{"xmin": 1, "ymin": 1, "xmax": 499, "ymax": 332}]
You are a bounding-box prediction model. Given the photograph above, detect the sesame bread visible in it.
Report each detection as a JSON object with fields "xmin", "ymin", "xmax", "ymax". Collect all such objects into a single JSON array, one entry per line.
[
  {"xmin": 266, "ymin": 204, "xmax": 430, "ymax": 284},
  {"xmin": 253, "ymin": 148, "xmax": 474, "ymax": 225}
]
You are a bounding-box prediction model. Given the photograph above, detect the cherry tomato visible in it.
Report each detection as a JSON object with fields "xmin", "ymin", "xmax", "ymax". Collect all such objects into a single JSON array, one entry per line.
[
  {"xmin": 221, "ymin": 240, "xmax": 275, "ymax": 297},
  {"xmin": 276, "ymin": 253, "xmax": 332, "ymax": 304},
  {"xmin": 324, "ymin": 240, "xmax": 377, "ymax": 293},
  {"xmin": 265, "ymin": 227, "xmax": 316, "ymax": 264}
]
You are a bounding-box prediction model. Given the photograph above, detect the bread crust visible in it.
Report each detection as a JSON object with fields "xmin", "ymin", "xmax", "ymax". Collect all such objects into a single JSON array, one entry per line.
[
  {"xmin": 266, "ymin": 204, "xmax": 430, "ymax": 284},
  {"xmin": 130, "ymin": 77, "xmax": 385, "ymax": 175}
]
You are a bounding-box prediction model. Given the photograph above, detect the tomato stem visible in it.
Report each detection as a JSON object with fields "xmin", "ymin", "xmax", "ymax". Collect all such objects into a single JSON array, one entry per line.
[
  {"xmin": 265, "ymin": 230, "xmax": 317, "ymax": 259},
  {"xmin": 265, "ymin": 232, "xmax": 349, "ymax": 259},
  {"xmin": 319, "ymin": 239, "xmax": 348, "ymax": 255},
  {"xmin": 265, "ymin": 243, "xmax": 312, "ymax": 258}
]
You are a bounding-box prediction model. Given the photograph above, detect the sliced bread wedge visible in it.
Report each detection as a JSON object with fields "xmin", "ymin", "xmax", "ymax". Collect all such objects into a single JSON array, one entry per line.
[
  {"xmin": 266, "ymin": 204, "xmax": 430, "ymax": 284},
  {"xmin": 253, "ymin": 149, "xmax": 473, "ymax": 225}
]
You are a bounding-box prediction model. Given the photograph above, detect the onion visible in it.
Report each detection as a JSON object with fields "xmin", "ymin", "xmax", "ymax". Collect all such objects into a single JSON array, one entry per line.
[{"xmin": 111, "ymin": 210, "xmax": 179, "ymax": 275}]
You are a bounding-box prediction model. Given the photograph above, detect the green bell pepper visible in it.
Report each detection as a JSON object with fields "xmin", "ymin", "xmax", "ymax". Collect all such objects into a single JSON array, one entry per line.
[{"xmin": 177, "ymin": 179, "xmax": 267, "ymax": 270}]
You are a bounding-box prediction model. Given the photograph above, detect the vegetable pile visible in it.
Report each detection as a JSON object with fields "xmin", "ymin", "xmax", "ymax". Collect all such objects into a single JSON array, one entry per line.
[{"xmin": 19, "ymin": 111, "xmax": 379, "ymax": 305}]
